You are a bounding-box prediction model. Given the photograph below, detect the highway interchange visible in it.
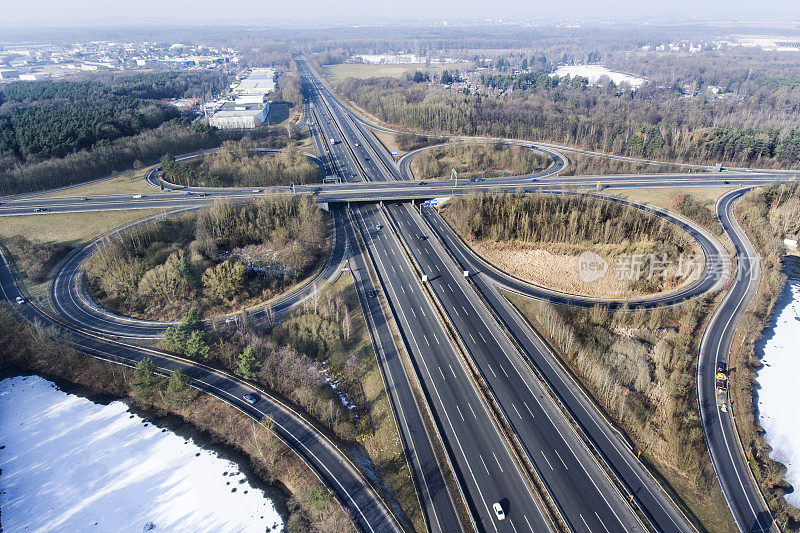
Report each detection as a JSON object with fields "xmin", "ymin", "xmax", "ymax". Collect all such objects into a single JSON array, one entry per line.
[{"xmin": 0, "ymin": 56, "xmax": 794, "ymax": 532}]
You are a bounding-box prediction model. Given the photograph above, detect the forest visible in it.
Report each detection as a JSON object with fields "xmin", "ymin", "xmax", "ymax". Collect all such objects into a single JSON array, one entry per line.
[
  {"xmin": 334, "ymin": 71, "xmax": 800, "ymax": 168},
  {"xmin": 0, "ymin": 72, "xmax": 224, "ymax": 163},
  {"xmin": 160, "ymin": 138, "xmax": 321, "ymax": 187},
  {"xmin": 410, "ymin": 143, "xmax": 550, "ymax": 180},
  {"xmin": 85, "ymin": 195, "xmax": 327, "ymax": 320},
  {"xmin": 0, "ymin": 72, "xmax": 233, "ymax": 196}
]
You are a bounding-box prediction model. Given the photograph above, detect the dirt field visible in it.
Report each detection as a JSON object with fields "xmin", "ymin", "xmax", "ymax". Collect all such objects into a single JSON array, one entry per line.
[
  {"xmin": 472, "ymin": 239, "xmax": 703, "ymax": 299},
  {"xmin": 323, "ymin": 62, "xmax": 474, "ymax": 84}
]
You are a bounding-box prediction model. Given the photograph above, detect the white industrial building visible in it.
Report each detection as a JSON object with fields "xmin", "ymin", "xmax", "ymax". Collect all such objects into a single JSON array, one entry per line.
[
  {"xmin": 231, "ymin": 68, "xmax": 276, "ymax": 98},
  {"xmin": 208, "ymin": 68, "xmax": 276, "ymax": 129},
  {"xmin": 209, "ymin": 101, "xmax": 270, "ymax": 129}
]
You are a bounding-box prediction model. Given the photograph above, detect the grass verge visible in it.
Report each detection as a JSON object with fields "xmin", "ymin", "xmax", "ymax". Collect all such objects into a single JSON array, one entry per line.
[
  {"xmin": 0, "ymin": 209, "xmax": 166, "ymax": 305},
  {"xmin": 31, "ymin": 166, "xmax": 160, "ymax": 199}
]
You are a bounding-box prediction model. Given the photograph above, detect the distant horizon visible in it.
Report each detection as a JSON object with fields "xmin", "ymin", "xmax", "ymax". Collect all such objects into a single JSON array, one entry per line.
[{"xmin": 3, "ymin": 0, "xmax": 800, "ymax": 30}]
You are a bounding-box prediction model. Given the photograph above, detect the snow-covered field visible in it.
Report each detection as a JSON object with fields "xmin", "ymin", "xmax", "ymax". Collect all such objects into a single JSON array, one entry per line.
[
  {"xmin": 0, "ymin": 375, "xmax": 283, "ymax": 532},
  {"xmin": 551, "ymin": 65, "xmax": 647, "ymax": 88},
  {"xmin": 756, "ymin": 257, "xmax": 800, "ymax": 507}
]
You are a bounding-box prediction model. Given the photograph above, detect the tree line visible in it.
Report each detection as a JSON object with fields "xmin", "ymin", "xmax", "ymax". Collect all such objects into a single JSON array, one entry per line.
[
  {"xmin": 0, "ymin": 120, "xmax": 229, "ymax": 196},
  {"xmin": 445, "ymin": 191, "xmax": 685, "ymax": 248},
  {"xmin": 85, "ymin": 195, "xmax": 326, "ymax": 320}
]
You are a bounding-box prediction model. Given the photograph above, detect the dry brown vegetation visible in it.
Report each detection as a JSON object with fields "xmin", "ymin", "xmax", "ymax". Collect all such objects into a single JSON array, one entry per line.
[
  {"xmin": 410, "ymin": 142, "xmax": 549, "ymax": 180},
  {"xmin": 443, "ymin": 192, "xmax": 701, "ymax": 297},
  {"xmin": 506, "ymin": 293, "xmax": 736, "ymax": 531},
  {"xmin": 4, "ymin": 235, "xmax": 70, "ymax": 284},
  {"xmin": 728, "ymin": 183, "xmax": 800, "ymax": 527},
  {"xmin": 0, "ymin": 304, "xmax": 356, "ymax": 533},
  {"xmin": 85, "ymin": 196, "xmax": 327, "ymax": 321}
]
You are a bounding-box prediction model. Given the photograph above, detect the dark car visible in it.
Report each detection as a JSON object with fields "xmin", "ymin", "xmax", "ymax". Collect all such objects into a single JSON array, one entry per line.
[
  {"xmin": 419, "ymin": 234, "xmax": 428, "ymax": 240},
  {"xmin": 368, "ymin": 289, "xmax": 376, "ymax": 298},
  {"xmin": 418, "ymin": 181, "xmax": 427, "ymax": 186},
  {"xmin": 243, "ymin": 393, "xmax": 259, "ymax": 405},
  {"xmin": 33, "ymin": 207, "xmax": 48, "ymax": 212}
]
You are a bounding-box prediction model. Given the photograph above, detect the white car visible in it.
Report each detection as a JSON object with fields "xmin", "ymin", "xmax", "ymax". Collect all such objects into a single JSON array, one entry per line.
[
  {"xmin": 15, "ymin": 296, "xmax": 25, "ymax": 305},
  {"xmin": 242, "ymin": 393, "xmax": 259, "ymax": 405},
  {"xmin": 493, "ymin": 502, "xmax": 505, "ymax": 521},
  {"xmin": 251, "ymin": 189, "xmax": 262, "ymax": 194},
  {"xmin": 132, "ymin": 194, "xmax": 143, "ymax": 199}
]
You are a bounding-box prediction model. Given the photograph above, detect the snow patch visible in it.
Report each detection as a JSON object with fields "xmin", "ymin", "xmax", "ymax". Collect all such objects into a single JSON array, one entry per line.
[
  {"xmin": 0, "ymin": 375, "xmax": 283, "ymax": 532},
  {"xmin": 756, "ymin": 258, "xmax": 800, "ymax": 507},
  {"xmin": 551, "ymin": 65, "xmax": 646, "ymax": 89}
]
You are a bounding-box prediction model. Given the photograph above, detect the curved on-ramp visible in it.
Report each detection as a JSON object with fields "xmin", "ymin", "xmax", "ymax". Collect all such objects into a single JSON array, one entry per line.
[{"xmin": 49, "ymin": 204, "xmax": 349, "ymax": 339}]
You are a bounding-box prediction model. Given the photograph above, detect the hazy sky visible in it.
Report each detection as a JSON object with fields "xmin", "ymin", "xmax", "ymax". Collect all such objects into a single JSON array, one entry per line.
[{"xmin": 3, "ymin": 0, "xmax": 800, "ymax": 27}]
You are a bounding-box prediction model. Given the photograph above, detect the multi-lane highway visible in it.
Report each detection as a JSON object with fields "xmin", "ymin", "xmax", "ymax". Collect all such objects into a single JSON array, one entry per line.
[
  {"xmin": 303, "ymin": 65, "xmax": 557, "ymax": 531},
  {"xmin": 301, "ymin": 58, "xmax": 665, "ymax": 533},
  {"xmin": 0, "ymin": 54, "xmax": 789, "ymax": 533},
  {"xmin": 300, "ymin": 57, "xmax": 781, "ymax": 533}
]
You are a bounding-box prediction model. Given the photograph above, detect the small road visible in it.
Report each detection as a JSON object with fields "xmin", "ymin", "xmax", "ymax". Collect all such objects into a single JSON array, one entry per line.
[{"xmin": 697, "ymin": 188, "xmax": 777, "ymax": 533}]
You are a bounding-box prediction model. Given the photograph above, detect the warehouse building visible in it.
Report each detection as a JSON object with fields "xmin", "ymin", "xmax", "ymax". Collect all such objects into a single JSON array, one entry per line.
[
  {"xmin": 231, "ymin": 68, "xmax": 276, "ymax": 99},
  {"xmin": 209, "ymin": 101, "xmax": 270, "ymax": 129}
]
